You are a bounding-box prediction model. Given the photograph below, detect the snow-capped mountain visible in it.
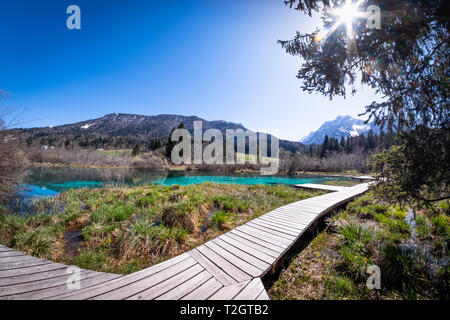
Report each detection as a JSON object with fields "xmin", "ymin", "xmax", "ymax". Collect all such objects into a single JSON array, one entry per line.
[{"xmin": 301, "ymin": 115, "xmax": 379, "ymax": 145}]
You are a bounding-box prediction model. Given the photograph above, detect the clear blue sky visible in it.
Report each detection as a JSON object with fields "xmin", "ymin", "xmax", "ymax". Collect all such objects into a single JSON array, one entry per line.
[{"xmin": 0, "ymin": 0, "xmax": 380, "ymax": 141}]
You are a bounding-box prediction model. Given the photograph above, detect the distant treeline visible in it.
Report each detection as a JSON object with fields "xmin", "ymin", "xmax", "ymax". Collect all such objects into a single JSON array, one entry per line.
[{"xmin": 305, "ymin": 129, "xmax": 396, "ymax": 158}]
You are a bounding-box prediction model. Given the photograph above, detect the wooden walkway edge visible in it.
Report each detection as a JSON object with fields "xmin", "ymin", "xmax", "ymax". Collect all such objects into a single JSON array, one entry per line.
[
  {"xmin": 294, "ymin": 183, "xmax": 349, "ymax": 192},
  {"xmin": 0, "ymin": 183, "xmax": 369, "ymax": 300}
]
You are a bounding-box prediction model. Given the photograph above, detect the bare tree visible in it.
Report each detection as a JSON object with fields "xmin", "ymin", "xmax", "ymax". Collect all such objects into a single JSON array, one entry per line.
[{"xmin": 0, "ymin": 91, "xmax": 28, "ymax": 203}]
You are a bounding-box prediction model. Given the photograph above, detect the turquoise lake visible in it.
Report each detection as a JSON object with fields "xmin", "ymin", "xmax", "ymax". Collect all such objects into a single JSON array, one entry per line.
[{"xmin": 20, "ymin": 167, "xmax": 352, "ymax": 198}]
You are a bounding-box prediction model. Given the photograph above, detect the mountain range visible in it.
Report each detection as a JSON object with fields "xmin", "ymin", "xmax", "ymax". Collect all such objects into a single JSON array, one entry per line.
[
  {"xmin": 300, "ymin": 115, "xmax": 380, "ymax": 145},
  {"xmin": 12, "ymin": 113, "xmax": 381, "ymax": 151},
  {"xmin": 13, "ymin": 113, "xmax": 306, "ymax": 153}
]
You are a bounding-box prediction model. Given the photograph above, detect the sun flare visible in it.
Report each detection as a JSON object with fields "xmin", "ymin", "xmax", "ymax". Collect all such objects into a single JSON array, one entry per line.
[{"xmin": 314, "ymin": 0, "xmax": 365, "ymax": 42}]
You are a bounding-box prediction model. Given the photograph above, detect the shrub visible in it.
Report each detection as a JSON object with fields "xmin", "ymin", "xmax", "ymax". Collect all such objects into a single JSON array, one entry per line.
[{"xmin": 161, "ymin": 201, "xmax": 198, "ymax": 231}]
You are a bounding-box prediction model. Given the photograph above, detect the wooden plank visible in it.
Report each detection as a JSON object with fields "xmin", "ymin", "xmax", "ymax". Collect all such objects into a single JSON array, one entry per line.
[
  {"xmin": 18, "ymin": 273, "xmax": 121, "ymax": 300},
  {"xmin": 300, "ymin": 198, "xmax": 343, "ymax": 207},
  {"xmin": 0, "ymin": 270, "xmax": 96, "ymax": 297},
  {"xmin": 0, "ymin": 251, "xmax": 26, "ymax": 258},
  {"xmin": 249, "ymin": 219, "xmax": 300, "ymax": 237},
  {"xmin": 265, "ymin": 210, "xmax": 314, "ymax": 222},
  {"xmin": 313, "ymin": 193, "xmax": 348, "ymax": 199},
  {"xmin": 258, "ymin": 218, "xmax": 307, "ymax": 232},
  {"xmin": 270, "ymin": 207, "xmax": 319, "ymax": 218},
  {"xmin": 246, "ymin": 220, "xmax": 298, "ymax": 239},
  {"xmin": 234, "ymin": 278, "xmax": 265, "ymax": 300},
  {"xmin": 0, "ymin": 267, "xmax": 77, "ymax": 287},
  {"xmin": 230, "ymin": 229, "xmax": 284, "ymax": 253},
  {"xmin": 258, "ymin": 215, "xmax": 308, "ymax": 229},
  {"xmin": 266, "ymin": 210, "xmax": 316, "ymax": 222},
  {"xmin": 294, "ymin": 198, "xmax": 334, "ymax": 206},
  {"xmin": 307, "ymin": 198, "xmax": 343, "ymax": 205},
  {"xmin": 0, "ymin": 254, "xmax": 45, "ymax": 265},
  {"xmin": 238, "ymin": 224, "xmax": 294, "ymax": 245},
  {"xmin": 277, "ymin": 204, "xmax": 324, "ymax": 214},
  {"xmin": 219, "ymin": 234, "xmax": 276, "ymax": 265},
  {"xmin": 181, "ymin": 277, "xmax": 223, "ymax": 300},
  {"xmin": 264, "ymin": 213, "xmax": 314, "ymax": 227},
  {"xmin": 156, "ymin": 270, "xmax": 212, "ymax": 300},
  {"xmin": 253, "ymin": 216, "xmax": 303, "ymax": 232},
  {"xmin": 189, "ymin": 249, "xmax": 237, "ymax": 286},
  {"xmin": 282, "ymin": 201, "xmax": 324, "ymax": 211},
  {"xmin": 94, "ymin": 257, "xmax": 198, "ymax": 300},
  {"xmin": 257, "ymin": 215, "xmax": 305, "ymax": 230},
  {"xmin": 279, "ymin": 206, "xmax": 324, "ymax": 215},
  {"xmin": 246, "ymin": 222, "xmax": 298, "ymax": 241},
  {"xmin": 224, "ymin": 232, "xmax": 280, "ymax": 258},
  {"xmin": 237, "ymin": 225, "xmax": 292, "ymax": 247},
  {"xmin": 0, "ymin": 263, "xmax": 67, "ymax": 278},
  {"xmin": 127, "ymin": 264, "xmax": 205, "ymax": 300},
  {"xmin": 305, "ymin": 198, "xmax": 345, "ymax": 206},
  {"xmin": 55, "ymin": 253, "xmax": 192, "ymax": 300},
  {"xmin": 0, "ymin": 255, "xmax": 39, "ymax": 264},
  {"xmin": 0, "ymin": 259, "xmax": 51, "ymax": 271},
  {"xmin": 208, "ymin": 280, "xmax": 251, "ymax": 300},
  {"xmin": 295, "ymin": 183, "xmax": 347, "ymax": 192},
  {"xmin": 212, "ymin": 238, "xmax": 270, "ymax": 272},
  {"xmin": 196, "ymin": 245, "xmax": 252, "ymax": 283}
]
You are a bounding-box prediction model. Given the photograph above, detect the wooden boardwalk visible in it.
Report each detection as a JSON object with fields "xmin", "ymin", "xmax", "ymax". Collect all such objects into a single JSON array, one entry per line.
[
  {"xmin": 294, "ymin": 183, "xmax": 349, "ymax": 192},
  {"xmin": 0, "ymin": 183, "xmax": 369, "ymax": 300}
]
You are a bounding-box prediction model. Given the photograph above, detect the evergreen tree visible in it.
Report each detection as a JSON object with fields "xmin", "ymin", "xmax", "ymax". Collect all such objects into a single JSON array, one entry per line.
[
  {"xmin": 340, "ymin": 136, "xmax": 345, "ymax": 151},
  {"xmin": 280, "ymin": 0, "xmax": 449, "ymax": 203},
  {"xmin": 132, "ymin": 144, "xmax": 141, "ymax": 156},
  {"xmin": 320, "ymin": 135, "xmax": 329, "ymax": 158}
]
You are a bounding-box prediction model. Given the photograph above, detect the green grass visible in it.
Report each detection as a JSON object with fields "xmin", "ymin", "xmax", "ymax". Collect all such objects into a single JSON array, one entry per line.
[
  {"xmin": 210, "ymin": 195, "xmax": 250, "ymax": 212},
  {"xmin": 209, "ymin": 210, "xmax": 234, "ymax": 230}
]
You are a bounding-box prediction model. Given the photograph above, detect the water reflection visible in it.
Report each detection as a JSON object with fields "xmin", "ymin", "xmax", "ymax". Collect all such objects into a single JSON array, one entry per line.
[
  {"xmin": 22, "ymin": 166, "xmax": 352, "ymax": 196},
  {"xmin": 24, "ymin": 167, "xmax": 169, "ymax": 193}
]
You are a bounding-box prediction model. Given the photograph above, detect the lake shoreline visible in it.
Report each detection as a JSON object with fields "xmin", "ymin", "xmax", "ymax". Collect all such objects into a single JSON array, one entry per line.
[{"xmin": 31, "ymin": 162, "xmax": 366, "ymax": 179}]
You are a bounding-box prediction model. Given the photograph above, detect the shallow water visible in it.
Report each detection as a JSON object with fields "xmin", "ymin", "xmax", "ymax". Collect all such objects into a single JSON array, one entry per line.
[{"xmin": 21, "ymin": 166, "xmax": 351, "ymax": 197}]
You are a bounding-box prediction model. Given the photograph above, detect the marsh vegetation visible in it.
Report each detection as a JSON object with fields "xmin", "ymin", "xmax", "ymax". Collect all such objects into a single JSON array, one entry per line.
[{"xmin": 0, "ymin": 183, "xmax": 321, "ymax": 274}]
